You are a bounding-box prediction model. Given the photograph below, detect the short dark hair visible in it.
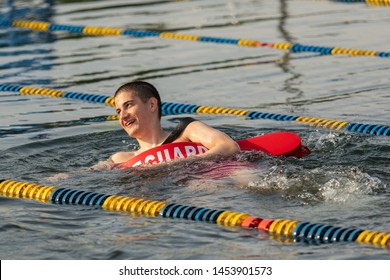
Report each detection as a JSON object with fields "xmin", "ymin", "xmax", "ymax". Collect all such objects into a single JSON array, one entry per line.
[{"xmin": 114, "ymin": 80, "xmax": 162, "ymax": 119}]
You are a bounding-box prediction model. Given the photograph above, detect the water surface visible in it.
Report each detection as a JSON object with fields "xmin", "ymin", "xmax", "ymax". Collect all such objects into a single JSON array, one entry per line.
[{"xmin": 0, "ymin": 0, "xmax": 389, "ymax": 260}]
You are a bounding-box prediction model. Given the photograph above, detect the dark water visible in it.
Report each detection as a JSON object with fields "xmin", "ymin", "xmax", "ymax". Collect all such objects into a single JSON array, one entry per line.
[{"xmin": 0, "ymin": 0, "xmax": 389, "ymax": 260}]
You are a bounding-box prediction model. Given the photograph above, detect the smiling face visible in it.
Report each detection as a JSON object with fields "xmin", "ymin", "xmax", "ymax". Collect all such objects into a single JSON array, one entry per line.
[{"xmin": 115, "ymin": 90, "xmax": 158, "ymax": 139}]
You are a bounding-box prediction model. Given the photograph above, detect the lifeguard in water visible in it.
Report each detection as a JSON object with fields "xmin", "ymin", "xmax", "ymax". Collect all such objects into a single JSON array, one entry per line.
[
  {"xmin": 91, "ymin": 80, "xmax": 309, "ymax": 170},
  {"xmin": 93, "ymin": 80, "xmax": 240, "ymax": 170}
]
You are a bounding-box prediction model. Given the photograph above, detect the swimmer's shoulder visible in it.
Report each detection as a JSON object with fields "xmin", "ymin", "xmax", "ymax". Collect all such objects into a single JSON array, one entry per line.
[
  {"xmin": 111, "ymin": 151, "xmax": 136, "ymax": 164},
  {"xmin": 90, "ymin": 151, "xmax": 135, "ymax": 170}
]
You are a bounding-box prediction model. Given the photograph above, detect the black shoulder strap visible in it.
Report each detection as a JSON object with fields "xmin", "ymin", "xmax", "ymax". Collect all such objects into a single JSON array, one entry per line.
[{"xmin": 162, "ymin": 117, "xmax": 196, "ymax": 145}]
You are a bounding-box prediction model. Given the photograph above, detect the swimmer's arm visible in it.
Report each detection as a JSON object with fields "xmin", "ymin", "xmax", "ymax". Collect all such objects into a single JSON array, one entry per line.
[
  {"xmin": 91, "ymin": 151, "xmax": 136, "ymax": 170},
  {"xmin": 47, "ymin": 157, "xmax": 115, "ymax": 181},
  {"xmin": 46, "ymin": 152, "xmax": 134, "ymax": 182},
  {"xmin": 183, "ymin": 121, "xmax": 240, "ymax": 157},
  {"xmin": 90, "ymin": 157, "xmax": 116, "ymax": 170}
]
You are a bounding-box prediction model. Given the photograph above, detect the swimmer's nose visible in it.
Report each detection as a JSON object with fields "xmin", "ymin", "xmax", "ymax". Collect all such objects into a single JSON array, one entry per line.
[{"xmin": 119, "ymin": 110, "xmax": 129, "ymax": 120}]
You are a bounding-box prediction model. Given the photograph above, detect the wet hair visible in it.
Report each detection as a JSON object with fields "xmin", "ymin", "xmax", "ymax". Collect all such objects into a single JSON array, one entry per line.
[{"xmin": 114, "ymin": 80, "xmax": 162, "ymax": 119}]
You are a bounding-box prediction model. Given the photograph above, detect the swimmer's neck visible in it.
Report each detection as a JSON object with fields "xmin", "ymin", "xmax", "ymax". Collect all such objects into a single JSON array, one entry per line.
[{"xmin": 136, "ymin": 129, "xmax": 171, "ymax": 152}]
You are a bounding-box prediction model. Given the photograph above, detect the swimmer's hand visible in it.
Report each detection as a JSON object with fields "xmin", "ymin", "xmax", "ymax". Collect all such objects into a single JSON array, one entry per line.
[
  {"xmin": 45, "ymin": 158, "xmax": 116, "ymax": 183},
  {"xmin": 90, "ymin": 158, "xmax": 116, "ymax": 170},
  {"xmin": 46, "ymin": 159, "xmax": 113, "ymax": 182},
  {"xmin": 46, "ymin": 172, "xmax": 69, "ymax": 182}
]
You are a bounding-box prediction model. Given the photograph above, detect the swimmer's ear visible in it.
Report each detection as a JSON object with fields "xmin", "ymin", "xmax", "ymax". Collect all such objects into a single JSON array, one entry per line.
[{"xmin": 149, "ymin": 97, "xmax": 158, "ymax": 113}]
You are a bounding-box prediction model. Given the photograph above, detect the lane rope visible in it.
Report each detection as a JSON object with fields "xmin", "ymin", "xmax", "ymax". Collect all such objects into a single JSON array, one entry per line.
[
  {"xmin": 1, "ymin": 179, "xmax": 389, "ymax": 247},
  {"xmin": 1, "ymin": 84, "xmax": 389, "ymax": 136},
  {"xmin": 330, "ymin": 0, "xmax": 390, "ymax": 6},
  {"xmin": 0, "ymin": 19, "xmax": 389, "ymax": 58}
]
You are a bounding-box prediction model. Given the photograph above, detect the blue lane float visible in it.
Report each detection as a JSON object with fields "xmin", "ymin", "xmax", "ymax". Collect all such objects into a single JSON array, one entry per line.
[
  {"xmin": 1, "ymin": 179, "xmax": 390, "ymax": 248},
  {"xmin": 0, "ymin": 84, "xmax": 389, "ymax": 136},
  {"xmin": 0, "ymin": 19, "xmax": 389, "ymax": 58}
]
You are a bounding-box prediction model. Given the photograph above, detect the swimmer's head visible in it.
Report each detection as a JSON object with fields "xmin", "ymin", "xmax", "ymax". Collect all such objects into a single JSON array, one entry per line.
[{"xmin": 114, "ymin": 80, "xmax": 162, "ymax": 119}]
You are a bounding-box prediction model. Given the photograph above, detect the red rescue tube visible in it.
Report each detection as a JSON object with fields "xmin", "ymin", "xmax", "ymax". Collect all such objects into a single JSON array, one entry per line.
[
  {"xmin": 117, "ymin": 131, "xmax": 310, "ymax": 169},
  {"xmin": 118, "ymin": 142, "xmax": 207, "ymax": 169},
  {"xmin": 236, "ymin": 132, "xmax": 310, "ymax": 158}
]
